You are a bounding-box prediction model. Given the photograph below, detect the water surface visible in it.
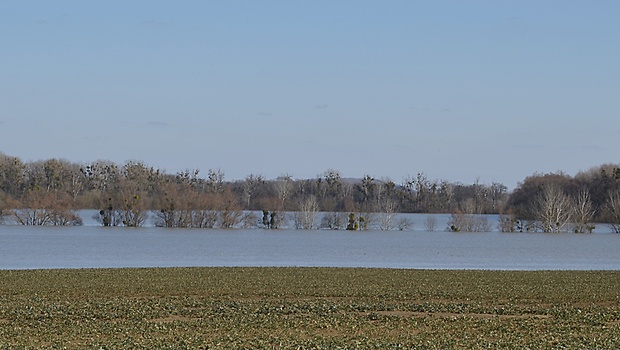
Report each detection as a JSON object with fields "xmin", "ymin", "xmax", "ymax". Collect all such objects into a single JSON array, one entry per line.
[{"xmin": 0, "ymin": 225, "xmax": 618, "ymax": 270}]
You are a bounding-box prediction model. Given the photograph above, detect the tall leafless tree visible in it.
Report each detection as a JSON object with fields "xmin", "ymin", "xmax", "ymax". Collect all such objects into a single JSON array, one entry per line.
[
  {"xmin": 605, "ymin": 190, "xmax": 620, "ymax": 233},
  {"xmin": 274, "ymin": 175, "xmax": 293, "ymax": 210},
  {"xmin": 534, "ymin": 184, "xmax": 573, "ymax": 233},
  {"xmin": 571, "ymin": 189, "xmax": 596, "ymax": 233},
  {"xmin": 294, "ymin": 196, "xmax": 318, "ymax": 229},
  {"xmin": 377, "ymin": 198, "xmax": 398, "ymax": 230},
  {"xmin": 8, "ymin": 190, "xmax": 81, "ymax": 226}
]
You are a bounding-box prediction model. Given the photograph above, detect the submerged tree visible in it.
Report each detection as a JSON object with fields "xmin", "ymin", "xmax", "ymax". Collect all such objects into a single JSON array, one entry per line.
[
  {"xmin": 424, "ymin": 215, "xmax": 437, "ymax": 232},
  {"xmin": 605, "ymin": 191, "xmax": 620, "ymax": 233},
  {"xmin": 321, "ymin": 211, "xmax": 346, "ymax": 230},
  {"xmin": 377, "ymin": 197, "xmax": 398, "ymax": 231},
  {"xmin": 294, "ymin": 196, "xmax": 318, "ymax": 230},
  {"xmin": 534, "ymin": 184, "xmax": 573, "ymax": 233},
  {"xmin": 95, "ymin": 197, "xmax": 121, "ymax": 227},
  {"xmin": 571, "ymin": 189, "xmax": 596, "ymax": 233},
  {"xmin": 118, "ymin": 194, "xmax": 147, "ymax": 227},
  {"xmin": 9, "ymin": 190, "xmax": 81, "ymax": 226},
  {"xmin": 498, "ymin": 214, "xmax": 517, "ymax": 233},
  {"xmin": 346, "ymin": 212, "xmax": 358, "ymax": 230},
  {"xmin": 447, "ymin": 211, "xmax": 491, "ymax": 232}
]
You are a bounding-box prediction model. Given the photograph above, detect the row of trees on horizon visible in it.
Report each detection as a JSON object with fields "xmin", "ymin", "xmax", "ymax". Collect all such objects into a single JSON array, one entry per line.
[{"xmin": 0, "ymin": 153, "xmax": 619, "ymax": 232}]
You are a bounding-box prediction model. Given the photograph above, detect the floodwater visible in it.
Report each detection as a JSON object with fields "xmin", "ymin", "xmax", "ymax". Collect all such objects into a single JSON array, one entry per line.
[{"xmin": 0, "ymin": 219, "xmax": 618, "ymax": 270}]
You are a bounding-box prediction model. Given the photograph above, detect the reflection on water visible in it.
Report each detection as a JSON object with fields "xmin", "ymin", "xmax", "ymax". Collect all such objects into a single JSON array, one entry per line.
[{"xmin": 0, "ymin": 224, "xmax": 618, "ymax": 270}]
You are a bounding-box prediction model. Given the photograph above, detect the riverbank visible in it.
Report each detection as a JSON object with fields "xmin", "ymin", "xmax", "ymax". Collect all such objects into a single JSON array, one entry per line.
[{"xmin": 1, "ymin": 267, "xmax": 619, "ymax": 348}]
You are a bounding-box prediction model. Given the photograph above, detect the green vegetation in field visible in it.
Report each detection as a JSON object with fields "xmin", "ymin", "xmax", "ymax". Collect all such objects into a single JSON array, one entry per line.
[{"xmin": 1, "ymin": 268, "xmax": 620, "ymax": 348}]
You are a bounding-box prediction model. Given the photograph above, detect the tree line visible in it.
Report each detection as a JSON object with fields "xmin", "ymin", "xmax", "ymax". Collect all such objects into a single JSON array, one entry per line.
[
  {"xmin": 0, "ymin": 153, "xmax": 619, "ymax": 232},
  {"xmin": 503, "ymin": 166, "xmax": 620, "ymax": 233}
]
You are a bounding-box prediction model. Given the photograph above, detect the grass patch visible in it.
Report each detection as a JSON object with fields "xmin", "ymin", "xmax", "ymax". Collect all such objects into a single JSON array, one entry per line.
[{"xmin": 1, "ymin": 268, "xmax": 619, "ymax": 348}]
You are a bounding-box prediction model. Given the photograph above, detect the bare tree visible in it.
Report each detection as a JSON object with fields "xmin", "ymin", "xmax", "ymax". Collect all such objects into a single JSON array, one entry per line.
[
  {"xmin": 507, "ymin": 172, "xmax": 576, "ymax": 220},
  {"xmin": 82, "ymin": 160, "xmax": 121, "ymax": 193},
  {"xmin": 605, "ymin": 190, "xmax": 620, "ymax": 233},
  {"xmin": 424, "ymin": 215, "xmax": 437, "ymax": 232},
  {"xmin": 447, "ymin": 211, "xmax": 491, "ymax": 232},
  {"xmin": 214, "ymin": 189, "xmax": 244, "ymax": 228},
  {"xmin": 0, "ymin": 154, "xmax": 27, "ymax": 197},
  {"xmin": 294, "ymin": 196, "xmax": 318, "ymax": 229},
  {"xmin": 66, "ymin": 162, "xmax": 87, "ymax": 200},
  {"xmin": 274, "ymin": 175, "xmax": 293, "ymax": 210},
  {"xmin": 242, "ymin": 174, "xmax": 264, "ymax": 209},
  {"xmin": 490, "ymin": 182, "xmax": 508, "ymax": 213},
  {"xmin": 534, "ymin": 184, "xmax": 573, "ymax": 233},
  {"xmin": 94, "ymin": 197, "xmax": 122, "ymax": 227},
  {"xmin": 122, "ymin": 160, "xmax": 162, "ymax": 196},
  {"xmin": 9, "ymin": 191, "xmax": 81, "ymax": 226},
  {"xmin": 318, "ymin": 169, "xmax": 344, "ymax": 211},
  {"xmin": 437, "ymin": 180, "xmax": 455, "ymax": 213},
  {"xmin": 218, "ymin": 207, "xmax": 243, "ymax": 228},
  {"xmin": 460, "ymin": 198, "xmax": 477, "ymax": 215},
  {"xmin": 117, "ymin": 194, "xmax": 148, "ymax": 227},
  {"xmin": 155, "ymin": 184, "xmax": 222, "ymax": 228},
  {"xmin": 95, "ymin": 182, "xmax": 147, "ymax": 227},
  {"xmin": 571, "ymin": 189, "xmax": 596, "ymax": 233},
  {"xmin": 0, "ymin": 193, "xmax": 6, "ymax": 224},
  {"xmin": 157, "ymin": 183, "xmax": 244, "ymax": 229},
  {"xmin": 356, "ymin": 211, "xmax": 375, "ymax": 230},
  {"xmin": 396, "ymin": 216, "xmax": 413, "ymax": 231},
  {"xmin": 356, "ymin": 175, "xmax": 376, "ymax": 208},
  {"xmin": 498, "ymin": 214, "xmax": 517, "ymax": 232},
  {"xmin": 377, "ymin": 197, "xmax": 398, "ymax": 231},
  {"xmin": 412, "ymin": 173, "xmax": 429, "ymax": 212},
  {"xmin": 321, "ymin": 211, "xmax": 346, "ymax": 230},
  {"xmin": 206, "ymin": 169, "xmax": 225, "ymax": 193}
]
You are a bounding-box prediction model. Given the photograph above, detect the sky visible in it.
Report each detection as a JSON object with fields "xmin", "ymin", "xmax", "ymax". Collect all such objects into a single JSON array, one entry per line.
[{"xmin": 1, "ymin": 1, "xmax": 619, "ymax": 189}]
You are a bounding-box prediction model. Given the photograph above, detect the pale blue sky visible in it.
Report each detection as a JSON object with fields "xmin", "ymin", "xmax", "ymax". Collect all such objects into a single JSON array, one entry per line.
[{"xmin": 1, "ymin": 1, "xmax": 618, "ymax": 189}]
